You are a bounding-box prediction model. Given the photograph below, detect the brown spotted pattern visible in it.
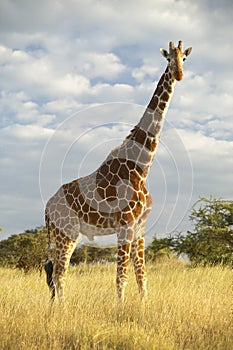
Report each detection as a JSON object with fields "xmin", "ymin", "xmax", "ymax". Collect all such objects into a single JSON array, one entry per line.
[{"xmin": 45, "ymin": 41, "xmax": 191, "ymax": 301}]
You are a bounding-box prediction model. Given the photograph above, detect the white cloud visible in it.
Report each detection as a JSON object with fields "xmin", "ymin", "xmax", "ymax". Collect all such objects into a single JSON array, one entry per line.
[
  {"xmin": 43, "ymin": 99, "xmax": 84, "ymax": 117},
  {"xmin": 0, "ymin": 91, "xmax": 55, "ymax": 126},
  {"xmin": 0, "ymin": 44, "xmax": 12, "ymax": 63},
  {"xmin": 79, "ymin": 52, "xmax": 126, "ymax": 79},
  {"xmin": 0, "ymin": 124, "xmax": 54, "ymax": 140},
  {"xmin": 90, "ymin": 83, "xmax": 134, "ymax": 102},
  {"xmin": 132, "ymin": 64, "xmax": 159, "ymax": 83}
]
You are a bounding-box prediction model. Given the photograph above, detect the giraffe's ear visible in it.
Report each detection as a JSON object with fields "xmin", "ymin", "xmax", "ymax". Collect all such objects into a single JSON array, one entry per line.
[
  {"xmin": 160, "ymin": 48, "xmax": 169, "ymax": 58},
  {"xmin": 184, "ymin": 47, "xmax": 192, "ymax": 57}
]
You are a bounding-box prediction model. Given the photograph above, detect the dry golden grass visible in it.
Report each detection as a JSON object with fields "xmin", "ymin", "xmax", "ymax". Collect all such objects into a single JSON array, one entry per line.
[{"xmin": 0, "ymin": 260, "xmax": 232, "ymax": 350}]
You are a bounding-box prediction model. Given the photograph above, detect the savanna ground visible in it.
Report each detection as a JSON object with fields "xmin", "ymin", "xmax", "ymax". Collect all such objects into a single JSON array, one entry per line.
[{"xmin": 0, "ymin": 260, "xmax": 232, "ymax": 350}]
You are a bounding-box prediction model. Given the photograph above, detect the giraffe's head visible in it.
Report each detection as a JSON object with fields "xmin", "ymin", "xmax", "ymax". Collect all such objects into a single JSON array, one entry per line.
[{"xmin": 160, "ymin": 41, "xmax": 192, "ymax": 81}]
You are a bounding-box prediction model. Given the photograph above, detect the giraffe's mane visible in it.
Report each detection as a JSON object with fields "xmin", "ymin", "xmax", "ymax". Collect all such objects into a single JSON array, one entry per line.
[{"xmin": 126, "ymin": 125, "xmax": 140, "ymax": 140}]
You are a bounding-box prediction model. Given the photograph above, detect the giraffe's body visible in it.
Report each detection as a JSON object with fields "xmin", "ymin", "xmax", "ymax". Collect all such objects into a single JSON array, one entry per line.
[{"xmin": 44, "ymin": 41, "xmax": 192, "ymax": 301}]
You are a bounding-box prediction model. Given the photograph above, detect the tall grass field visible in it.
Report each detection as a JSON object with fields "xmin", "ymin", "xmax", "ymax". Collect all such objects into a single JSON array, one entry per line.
[{"xmin": 0, "ymin": 260, "xmax": 232, "ymax": 349}]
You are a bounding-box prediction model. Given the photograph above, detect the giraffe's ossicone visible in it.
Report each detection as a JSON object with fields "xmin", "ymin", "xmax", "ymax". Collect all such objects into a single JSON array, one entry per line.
[{"xmin": 44, "ymin": 41, "xmax": 192, "ymax": 301}]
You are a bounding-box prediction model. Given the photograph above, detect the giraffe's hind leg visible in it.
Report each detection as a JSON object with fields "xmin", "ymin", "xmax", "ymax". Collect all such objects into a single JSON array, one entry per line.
[
  {"xmin": 53, "ymin": 230, "xmax": 77, "ymax": 301},
  {"xmin": 131, "ymin": 233, "xmax": 147, "ymax": 299}
]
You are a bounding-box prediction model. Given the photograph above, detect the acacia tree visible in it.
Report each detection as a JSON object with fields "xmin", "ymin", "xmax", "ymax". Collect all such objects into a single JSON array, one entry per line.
[
  {"xmin": 0, "ymin": 228, "xmax": 48, "ymax": 272},
  {"xmin": 145, "ymin": 237, "xmax": 173, "ymax": 262},
  {"xmin": 147, "ymin": 197, "xmax": 233, "ymax": 266}
]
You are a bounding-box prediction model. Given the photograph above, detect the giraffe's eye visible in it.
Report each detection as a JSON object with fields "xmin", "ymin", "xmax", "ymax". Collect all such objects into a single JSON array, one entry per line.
[
  {"xmin": 167, "ymin": 58, "xmax": 171, "ymax": 62},
  {"xmin": 183, "ymin": 57, "xmax": 186, "ymax": 61}
]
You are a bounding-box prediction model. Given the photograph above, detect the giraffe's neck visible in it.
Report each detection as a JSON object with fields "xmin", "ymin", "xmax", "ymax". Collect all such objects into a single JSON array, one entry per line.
[
  {"xmin": 104, "ymin": 66, "xmax": 176, "ymax": 179},
  {"xmin": 125, "ymin": 66, "xmax": 176, "ymax": 177},
  {"xmin": 139, "ymin": 66, "xmax": 176, "ymax": 131}
]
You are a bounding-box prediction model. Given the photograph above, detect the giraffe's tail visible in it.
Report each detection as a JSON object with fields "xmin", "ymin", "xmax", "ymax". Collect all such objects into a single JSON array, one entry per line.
[
  {"xmin": 45, "ymin": 209, "xmax": 52, "ymax": 260},
  {"xmin": 44, "ymin": 210, "xmax": 55, "ymax": 300}
]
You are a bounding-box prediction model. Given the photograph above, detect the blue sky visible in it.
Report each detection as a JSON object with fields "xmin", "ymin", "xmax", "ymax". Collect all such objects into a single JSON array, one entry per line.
[{"xmin": 0, "ymin": 0, "xmax": 233, "ymax": 243}]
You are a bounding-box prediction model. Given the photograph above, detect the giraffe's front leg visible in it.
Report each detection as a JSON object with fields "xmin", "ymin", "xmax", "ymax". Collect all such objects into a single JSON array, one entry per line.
[
  {"xmin": 53, "ymin": 231, "xmax": 77, "ymax": 301},
  {"xmin": 131, "ymin": 233, "xmax": 147, "ymax": 299},
  {"xmin": 116, "ymin": 242, "xmax": 131, "ymax": 302}
]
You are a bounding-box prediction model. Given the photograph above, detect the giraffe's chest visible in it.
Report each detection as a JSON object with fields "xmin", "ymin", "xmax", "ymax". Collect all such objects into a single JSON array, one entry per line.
[{"xmin": 78, "ymin": 189, "xmax": 152, "ymax": 241}]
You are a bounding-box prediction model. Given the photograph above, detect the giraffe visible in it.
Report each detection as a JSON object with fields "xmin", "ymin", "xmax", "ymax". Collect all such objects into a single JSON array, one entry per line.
[{"xmin": 44, "ymin": 41, "xmax": 192, "ymax": 301}]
